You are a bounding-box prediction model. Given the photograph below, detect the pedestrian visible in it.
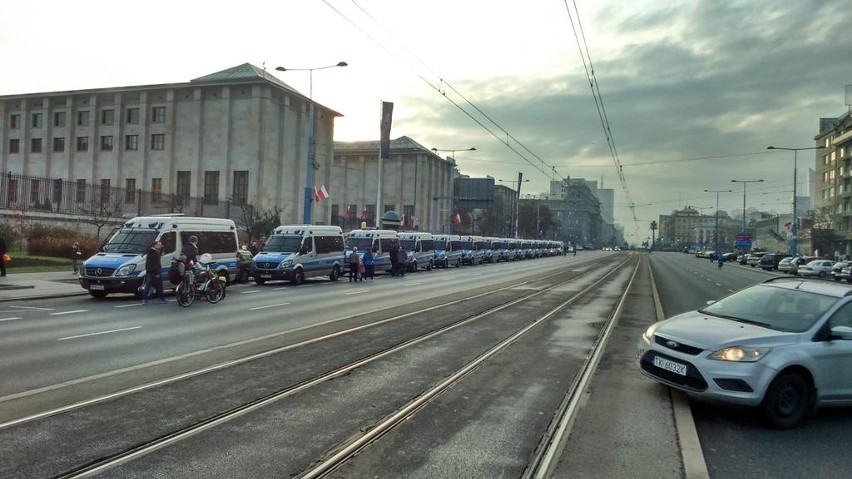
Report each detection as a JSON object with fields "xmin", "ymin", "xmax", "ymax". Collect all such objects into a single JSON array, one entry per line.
[
  {"xmin": 142, "ymin": 240, "xmax": 168, "ymax": 304},
  {"xmin": 389, "ymin": 240, "xmax": 399, "ymax": 277},
  {"xmin": 396, "ymin": 245, "xmax": 408, "ymax": 277},
  {"xmin": 0, "ymin": 234, "xmax": 6, "ymax": 277},
  {"xmin": 363, "ymin": 247, "xmax": 374, "ymax": 280},
  {"xmin": 71, "ymin": 241, "xmax": 82, "ymax": 275},
  {"xmin": 348, "ymin": 246, "xmax": 360, "ymax": 282}
]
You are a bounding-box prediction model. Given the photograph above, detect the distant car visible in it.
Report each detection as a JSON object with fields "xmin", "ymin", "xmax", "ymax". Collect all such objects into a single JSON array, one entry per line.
[
  {"xmin": 722, "ymin": 252, "xmax": 738, "ymax": 262},
  {"xmin": 798, "ymin": 260, "xmax": 836, "ymax": 278},
  {"xmin": 831, "ymin": 262, "xmax": 850, "ymax": 281},
  {"xmin": 788, "ymin": 256, "xmax": 817, "ymax": 276},
  {"xmin": 747, "ymin": 252, "xmax": 767, "ymax": 267},
  {"xmin": 638, "ymin": 277, "xmax": 852, "ymax": 429},
  {"xmin": 759, "ymin": 253, "xmax": 786, "ymax": 271},
  {"xmin": 841, "ymin": 264, "xmax": 852, "ymax": 283},
  {"xmin": 776, "ymin": 256, "xmax": 795, "ymax": 273}
]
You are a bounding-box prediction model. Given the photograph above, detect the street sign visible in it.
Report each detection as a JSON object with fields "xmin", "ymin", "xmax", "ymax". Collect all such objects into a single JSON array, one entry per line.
[{"xmin": 735, "ymin": 239, "xmax": 753, "ymax": 248}]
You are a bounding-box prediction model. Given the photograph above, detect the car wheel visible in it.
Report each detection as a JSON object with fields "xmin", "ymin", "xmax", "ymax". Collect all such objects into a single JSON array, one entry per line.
[
  {"xmin": 254, "ymin": 278, "xmax": 266, "ymax": 285},
  {"xmin": 292, "ymin": 270, "xmax": 304, "ymax": 286},
  {"xmin": 818, "ymin": 271, "xmax": 826, "ymax": 278},
  {"xmin": 760, "ymin": 372, "xmax": 811, "ymax": 429},
  {"xmin": 329, "ymin": 265, "xmax": 340, "ymax": 282}
]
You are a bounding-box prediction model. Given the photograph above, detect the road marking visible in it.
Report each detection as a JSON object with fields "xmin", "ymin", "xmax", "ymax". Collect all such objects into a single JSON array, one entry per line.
[
  {"xmin": 345, "ymin": 290, "xmax": 368, "ymax": 296},
  {"xmin": 0, "ymin": 317, "xmax": 21, "ymax": 322},
  {"xmin": 58, "ymin": 326, "xmax": 141, "ymax": 341},
  {"xmin": 9, "ymin": 305, "xmax": 53, "ymax": 311},
  {"xmin": 49, "ymin": 310, "xmax": 88, "ymax": 316},
  {"xmin": 240, "ymin": 290, "xmax": 262, "ymax": 294},
  {"xmin": 248, "ymin": 302, "xmax": 291, "ymax": 311}
]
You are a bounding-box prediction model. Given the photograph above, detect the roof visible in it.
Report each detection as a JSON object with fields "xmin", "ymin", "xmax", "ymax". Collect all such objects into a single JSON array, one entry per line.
[{"xmin": 335, "ymin": 136, "xmax": 451, "ymax": 162}]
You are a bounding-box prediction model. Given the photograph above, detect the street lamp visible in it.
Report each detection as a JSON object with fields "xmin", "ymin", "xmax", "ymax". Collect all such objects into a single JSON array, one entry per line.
[
  {"xmin": 766, "ymin": 145, "xmax": 828, "ymax": 257},
  {"xmin": 731, "ymin": 178, "xmax": 763, "ymax": 248},
  {"xmin": 276, "ymin": 61, "xmax": 348, "ymax": 224},
  {"xmin": 431, "ymin": 147, "xmax": 476, "ymax": 233},
  {"xmin": 498, "ymin": 176, "xmax": 529, "ymax": 238},
  {"xmin": 705, "ymin": 188, "xmax": 732, "ymax": 260}
]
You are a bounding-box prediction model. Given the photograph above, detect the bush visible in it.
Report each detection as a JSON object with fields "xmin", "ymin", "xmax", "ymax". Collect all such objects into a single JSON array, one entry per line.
[
  {"xmin": 24, "ymin": 224, "xmax": 100, "ymax": 259},
  {"xmin": 0, "ymin": 222, "xmax": 22, "ymax": 250}
]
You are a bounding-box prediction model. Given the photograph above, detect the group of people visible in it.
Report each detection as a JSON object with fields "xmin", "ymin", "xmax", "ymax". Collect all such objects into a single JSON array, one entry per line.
[
  {"xmin": 348, "ymin": 246, "xmax": 375, "ymax": 282},
  {"xmin": 141, "ymin": 234, "xmax": 200, "ymax": 304},
  {"xmin": 389, "ymin": 243, "xmax": 408, "ymax": 277}
]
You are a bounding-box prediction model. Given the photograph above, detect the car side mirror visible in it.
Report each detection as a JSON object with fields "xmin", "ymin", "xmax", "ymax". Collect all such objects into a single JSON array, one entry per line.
[{"xmin": 830, "ymin": 325, "xmax": 852, "ymax": 340}]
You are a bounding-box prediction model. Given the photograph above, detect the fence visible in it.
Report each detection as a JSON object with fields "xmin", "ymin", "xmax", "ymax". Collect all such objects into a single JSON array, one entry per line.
[{"xmin": 0, "ymin": 172, "xmax": 255, "ymax": 221}]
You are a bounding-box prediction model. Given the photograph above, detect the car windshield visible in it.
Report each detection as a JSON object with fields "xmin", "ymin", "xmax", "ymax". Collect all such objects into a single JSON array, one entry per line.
[
  {"xmin": 102, "ymin": 229, "xmax": 158, "ymax": 254},
  {"xmin": 400, "ymin": 239, "xmax": 417, "ymax": 249},
  {"xmin": 345, "ymin": 237, "xmax": 374, "ymax": 250},
  {"xmin": 261, "ymin": 235, "xmax": 302, "ymax": 253},
  {"xmin": 699, "ymin": 284, "xmax": 838, "ymax": 333}
]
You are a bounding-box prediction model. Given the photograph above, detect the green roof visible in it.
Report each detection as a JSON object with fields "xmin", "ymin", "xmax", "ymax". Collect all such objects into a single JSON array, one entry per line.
[{"xmin": 191, "ymin": 63, "xmax": 300, "ymax": 94}]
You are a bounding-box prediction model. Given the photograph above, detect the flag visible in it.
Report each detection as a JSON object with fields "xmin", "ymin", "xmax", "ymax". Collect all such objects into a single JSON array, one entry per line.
[
  {"xmin": 360, "ymin": 207, "xmax": 368, "ymax": 219},
  {"xmin": 380, "ymin": 101, "xmax": 394, "ymax": 159},
  {"xmin": 784, "ymin": 221, "xmax": 792, "ymax": 229},
  {"xmin": 345, "ymin": 206, "xmax": 353, "ymax": 220},
  {"xmin": 453, "ymin": 213, "xmax": 461, "ymax": 225},
  {"xmin": 314, "ymin": 185, "xmax": 329, "ymax": 202},
  {"xmin": 412, "ymin": 216, "xmax": 419, "ymax": 230}
]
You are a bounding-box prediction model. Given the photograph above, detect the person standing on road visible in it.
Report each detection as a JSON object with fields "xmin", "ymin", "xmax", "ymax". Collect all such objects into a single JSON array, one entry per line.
[
  {"xmin": 184, "ymin": 235, "xmax": 199, "ymax": 265},
  {"xmin": 0, "ymin": 234, "xmax": 7, "ymax": 277},
  {"xmin": 348, "ymin": 246, "xmax": 360, "ymax": 282},
  {"xmin": 143, "ymin": 240, "xmax": 167, "ymax": 304},
  {"xmin": 396, "ymin": 245, "xmax": 408, "ymax": 277},
  {"xmin": 363, "ymin": 247, "xmax": 374, "ymax": 280},
  {"xmin": 71, "ymin": 241, "xmax": 82, "ymax": 275}
]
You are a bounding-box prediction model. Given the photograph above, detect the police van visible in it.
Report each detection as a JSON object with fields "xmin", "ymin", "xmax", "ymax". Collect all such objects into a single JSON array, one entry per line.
[
  {"xmin": 459, "ymin": 235, "xmax": 486, "ymax": 265},
  {"xmin": 397, "ymin": 232, "xmax": 435, "ymax": 272},
  {"xmin": 345, "ymin": 229, "xmax": 399, "ymax": 273},
  {"xmin": 252, "ymin": 225, "xmax": 345, "ymax": 285},
  {"xmin": 79, "ymin": 215, "xmax": 240, "ymax": 299},
  {"xmin": 433, "ymin": 234, "xmax": 462, "ymax": 268}
]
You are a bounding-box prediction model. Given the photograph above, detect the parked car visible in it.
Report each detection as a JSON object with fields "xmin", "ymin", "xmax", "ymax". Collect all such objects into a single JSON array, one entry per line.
[
  {"xmin": 759, "ymin": 253, "xmax": 786, "ymax": 271},
  {"xmin": 747, "ymin": 252, "xmax": 767, "ymax": 267},
  {"xmin": 776, "ymin": 256, "xmax": 795, "ymax": 274},
  {"xmin": 841, "ymin": 264, "xmax": 852, "ymax": 283},
  {"xmin": 638, "ymin": 276, "xmax": 852, "ymax": 429},
  {"xmin": 797, "ymin": 259, "xmax": 836, "ymax": 278},
  {"xmin": 722, "ymin": 252, "xmax": 738, "ymax": 262},
  {"xmin": 831, "ymin": 262, "xmax": 850, "ymax": 281},
  {"xmin": 788, "ymin": 256, "xmax": 818, "ymax": 276}
]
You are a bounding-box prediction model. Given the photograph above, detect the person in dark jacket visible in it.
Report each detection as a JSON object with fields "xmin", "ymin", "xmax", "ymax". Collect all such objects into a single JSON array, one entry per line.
[
  {"xmin": 142, "ymin": 240, "xmax": 167, "ymax": 304},
  {"xmin": 348, "ymin": 246, "xmax": 360, "ymax": 282},
  {"xmin": 396, "ymin": 245, "xmax": 407, "ymax": 277},
  {"xmin": 362, "ymin": 247, "xmax": 374, "ymax": 280},
  {"xmin": 389, "ymin": 240, "xmax": 399, "ymax": 277},
  {"xmin": 184, "ymin": 235, "xmax": 199, "ymax": 265}
]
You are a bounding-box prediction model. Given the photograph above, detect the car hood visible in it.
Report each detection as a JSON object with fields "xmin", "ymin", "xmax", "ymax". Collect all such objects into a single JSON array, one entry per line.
[
  {"xmin": 254, "ymin": 252, "xmax": 296, "ymax": 263},
  {"xmin": 653, "ymin": 310, "xmax": 799, "ymax": 349}
]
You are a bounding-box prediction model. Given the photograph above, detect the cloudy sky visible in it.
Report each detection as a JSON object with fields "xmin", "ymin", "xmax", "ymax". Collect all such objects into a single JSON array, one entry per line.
[{"xmin": 3, "ymin": 0, "xmax": 850, "ymax": 243}]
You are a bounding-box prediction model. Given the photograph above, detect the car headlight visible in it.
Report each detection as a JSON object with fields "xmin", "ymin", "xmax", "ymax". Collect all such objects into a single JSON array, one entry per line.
[
  {"xmin": 115, "ymin": 264, "xmax": 137, "ymax": 277},
  {"xmin": 279, "ymin": 260, "xmax": 293, "ymax": 269},
  {"xmin": 642, "ymin": 323, "xmax": 660, "ymax": 343},
  {"xmin": 710, "ymin": 346, "xmax": 770, "ymax": 362}
]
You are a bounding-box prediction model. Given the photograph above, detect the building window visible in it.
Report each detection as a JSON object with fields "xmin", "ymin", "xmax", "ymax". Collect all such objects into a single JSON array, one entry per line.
[
  {"xmin": 31, "ymin": 113, "xmax": 43, "ymax": 128},
  {"xmin": 76, "ymin": 179, "xmax": 86, "ymax": 202},
  {"xmin": 7, "ymin": 179, "xmax": 18, "ymax": 204},
  {"xmin": 9, "ymin": 139, "xmax": 20, "ymax": 153},
  {"xmin": 151, "ymin": 133, "xmax": 165, "ymax": 150},
  {"xmin": 100, "ymin": 179, "xmax": 111, "ymax": 203},
  {"xmin": 152, "ymin": 106, "xmax": 166, "ymax": 123},
  {"xmin": 152, "ymin": 178, "xmax": 163, "ymax": 203},
  {"xmin": 176, "ymin": 171, "xmax": 191, "ymax": 199},
  {"xmin": 125, "ymin": 135, "xmax": 139, "ymax": 150},
  {"xmin": 53, "ymin": 111, "xmax": 66, "ymax": 127},
  {"xmin": 31, "ymin": 138, "xmax": 42, "ymax": 153},
  {"xmin": 125, "ymin": 178, "xmax": 136, "ymax": 203},
  {"xmin": 53, "ymin": 179, "xmax": 62, "ymax": 202},
  {"xmin": 100, "ymin": 109, "xmax": 114, "ymax": 125},
  {"xmin": 232, "ymin": 171, "xmax": 249, "ymax": 205},
  {"xmin": 77, "ymin": 111, "xmax": 89, "ymax": 126},
  {"xmin": 10, "ymin": 114, "xmax": 21, "ymax": 129},
  {"xmin": 76, "ymin": 136, "xmax": 89, "ymax": 152},
  {"xmin": 100, "ymin": 136, "xmax": 113, "ymax": 151},
  {"xmin": 126, "ymin": 107, "xmax": 140, "ymax": 124},
  {"xmin": 30, "ymin": 179, "xmax": 40, "ymax": 203},
  {"xmin": 204, "ymin": 171, "xmax": 220, "ymax": 205},
  {"xmin": 53, "ymin": 137, "xmax": 65, "ymax": 152}
]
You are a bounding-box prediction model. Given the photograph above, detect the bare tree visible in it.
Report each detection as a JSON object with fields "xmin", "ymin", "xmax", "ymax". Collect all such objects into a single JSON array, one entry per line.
[
  {"xmin": 235, "ymin": 202, "xmax": 281, "ymax": 243},
  {"xmin": 79, "ymin": 187, "xmax": 126, "ymax": 240}
]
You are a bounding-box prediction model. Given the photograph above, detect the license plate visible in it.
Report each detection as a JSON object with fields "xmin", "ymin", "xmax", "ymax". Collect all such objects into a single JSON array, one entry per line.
[
  {"xmin": 89, "ymin": 284, "xmax": 105, "ymax": 291},
  {"xmin": 652, "ymin": 355, "xmax": 687, "ymax": 376},
  {"xmin": 261, "ymin": 274, "xmax": 272, "ymax": 279}
]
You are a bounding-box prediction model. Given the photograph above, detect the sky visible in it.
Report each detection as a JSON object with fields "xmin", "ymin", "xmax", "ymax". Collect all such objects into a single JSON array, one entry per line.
[{"xmin": 2, "ymin": 0, "xmax": 851, "ymax": 244}]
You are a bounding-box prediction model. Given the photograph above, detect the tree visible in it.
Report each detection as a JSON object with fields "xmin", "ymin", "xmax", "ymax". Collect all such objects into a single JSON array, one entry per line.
[
  {"xmin": 517, "ymin": 201, "xmax": 554, "ymax": 239},
  {"xmin": 79, "ymin": 187, "xmax": 127, "ymax": 241},
  {"xmin": 235, "ymin": 203, "xmax": 281, "ymax": 244},
  {"xmin": 479, "ymin": 195, "xmax": 509, "ymax": 236},
  {"xmin": 650, "ymin": 221, "xmax": 658, "ymax": 250}
]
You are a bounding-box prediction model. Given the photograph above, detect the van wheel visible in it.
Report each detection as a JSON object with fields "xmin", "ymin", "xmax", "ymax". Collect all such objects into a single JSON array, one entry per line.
[
  {"xmin": 292, "ymin": 270, "xmax": 305, "ymax": 286},
  {"xmin": 455, "ymin": 259, "xmax": 461, "ymax": 268},
  {"xmin": 89, "ymin": 291, "xmax": 108, "ymax": 299},
  {"xmin": 760, "ymin": 372, "xmax": 811, "ymax": 429},
  {"xmin": 443, "ymin": 258, "xmax": 449, "ymax": 268},
  {"xmin": 330, "ymin": 266, "xmax": 340, "ymax": 282},
  {"xmin": 426, "ymin": 260, "xmax": 432, "ymax": 271},
  {"xmin": 254, "ymin": 278, "xmax": 266, "ymax": 285}
]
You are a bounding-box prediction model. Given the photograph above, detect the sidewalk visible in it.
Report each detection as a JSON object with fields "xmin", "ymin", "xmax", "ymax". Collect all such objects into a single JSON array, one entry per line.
[{"xmin": 0, "ymin": 270, "xmax": 89, "ymax": 302}]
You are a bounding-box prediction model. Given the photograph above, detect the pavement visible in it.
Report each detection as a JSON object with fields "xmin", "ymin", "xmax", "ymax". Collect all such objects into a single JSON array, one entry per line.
[{"xmin": 0, "ymin": 270, "xmax": 89, "ymax": 302}]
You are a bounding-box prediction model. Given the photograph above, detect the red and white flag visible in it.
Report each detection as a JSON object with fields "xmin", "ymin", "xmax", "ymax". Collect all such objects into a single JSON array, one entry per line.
[
  {"xmin": 314, "ymin": 185, "xmax": 329, "ymax": 202},
  {"xmin": 453, "ymin": 213, "xmax": 461, "ymax": 225}
]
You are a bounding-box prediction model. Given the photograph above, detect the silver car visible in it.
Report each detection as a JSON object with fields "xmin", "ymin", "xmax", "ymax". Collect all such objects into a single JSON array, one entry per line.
[
  {"xmin": 798, "ymin": 259, "xmax": 836, "ymax": 278},
  {"xmin": 638, "ymin": 277, "xmax": 852, "ymax": 429}
]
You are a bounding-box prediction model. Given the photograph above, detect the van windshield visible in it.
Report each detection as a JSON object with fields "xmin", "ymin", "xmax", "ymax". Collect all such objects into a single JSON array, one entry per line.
[
  {"xmin": 262, "ymin": 235, "xmax": 302, "ymax": 253},
  {"xmin": 102, "ymin": 229, "xmax": 158, "ymax": 254},
  {"xmin": 345, "ymin": 237, "xmax": 374, "ymax": 250},
  {"xmin": 400, "ymin": 239, "xmax": 417, "ymax": 249},
  {"xmin": 460, "ymin": 241, "xmax": 474, "ymax": 249}
]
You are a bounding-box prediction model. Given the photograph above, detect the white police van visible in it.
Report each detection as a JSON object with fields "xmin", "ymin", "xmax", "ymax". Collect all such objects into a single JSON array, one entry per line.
[
  {"xmin": 345, "ymin": 229, "xmax": 399, "ymax": 273},
  {"xmin": 252, "ymin": 225, "xmax": 345, "ymax": 285},
  {"xmin": 459, "ymin": 235, "xmax": 486, "ymax": 265},
  {"xmin": 397, "ymin": 232, "xmax": 435, "ymax": 272},
  {"xmin": 433, "ymin": 234, "xmax": 462, "ymax": 268},
  {"xmin": 79, "ymin": 215, "xmax": 240, "ymax": 299}
]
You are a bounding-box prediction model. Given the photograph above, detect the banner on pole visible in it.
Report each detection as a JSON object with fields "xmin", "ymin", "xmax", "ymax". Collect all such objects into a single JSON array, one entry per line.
[{"xmin": 380, "ymin": 101, "xmax": 394, "ymax": 159}]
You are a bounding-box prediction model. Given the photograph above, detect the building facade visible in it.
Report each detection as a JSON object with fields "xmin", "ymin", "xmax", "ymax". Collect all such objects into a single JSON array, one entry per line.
[
  {"xmin": 815, "ymin": 110, "xmax": 852, "ymax": 255},
  {"xmin": 0, "ymin": 63, "xmax": 338, "ymax": 222}
]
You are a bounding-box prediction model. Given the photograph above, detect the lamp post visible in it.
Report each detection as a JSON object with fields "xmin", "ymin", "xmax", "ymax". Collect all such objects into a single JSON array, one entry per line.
[
  {"xmin": 498, "ymin": 176, "xmax": 529, "ymax": 238},
  {"xmin": 767, "ymin": 145, "xmax": 827, "ymax": 256},
  {"xmin": 431, "ymin": 147, "xmax": 476, "ymax": 233},
  {"xmin": 731, "ymin": 178, "xmax": 763, "ymax": 249},
  {"xmin": 705, "ymin": 188, "xmax": 732, "ymax": 260},
  {"xmin": 276, "ymin": 61, "xmax": 347, "ymax": 224}
]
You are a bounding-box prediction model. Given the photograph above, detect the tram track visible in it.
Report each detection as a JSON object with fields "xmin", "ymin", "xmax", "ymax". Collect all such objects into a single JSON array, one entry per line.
[{"xmin": 1, "ymin": 254, "xmax": 638, "ymax": 478}]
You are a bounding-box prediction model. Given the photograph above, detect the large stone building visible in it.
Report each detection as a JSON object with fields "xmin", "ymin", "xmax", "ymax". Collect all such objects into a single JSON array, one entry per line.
[
  {"xmin": 0, "ymin": 63, "xmax": 338, "ymax": 222},
  {"xmin": 815, "ymin": 109, "xmax": 852, "ymax": 255}
]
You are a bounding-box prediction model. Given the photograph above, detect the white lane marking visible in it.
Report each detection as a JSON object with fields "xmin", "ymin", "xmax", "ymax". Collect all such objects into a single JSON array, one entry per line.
[
  {"xmin": 248, "ymin": 302, "xmax": 291, "ymax": 311},
  {"xmin": 115, "ymin": 303, "xmax": 145, "ymax": 308},
  {"xmin": 50, "ymin": 310, "xmax": 88, "ymax": 316},
  {"xmin": 406, "ymin": 282, "xmax": 422, "ymax": 286},
  {"xmin": 345, "ymin": 290, "xmax": 368, "ymax": 296},
  {"xmin": 240, "ymin": 290, "xmax": 262, "ymax": 294},
  {"xmin": 0, "ymin": 317, "xmax": 21, "ymax": 322},
  {"xmin": 9, "ymin": 305, "xmax": 53, "ymax": 311},
  {"xmin": 58, "ymin": 326, "xmax": 141, "ymax": 341}
]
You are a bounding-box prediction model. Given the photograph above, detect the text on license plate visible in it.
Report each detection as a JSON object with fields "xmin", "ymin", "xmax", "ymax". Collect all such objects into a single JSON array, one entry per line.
[
  {"xmin": 652, "ymin": 355, "xmax": 687, "ymax": 376},
  {"xmin": 89, "ymin": 284, "xmax": 105, "ymax": 290},
  {"xmin": 261, "ymin": 274, "xmax": 272, "ymax": 278}
]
